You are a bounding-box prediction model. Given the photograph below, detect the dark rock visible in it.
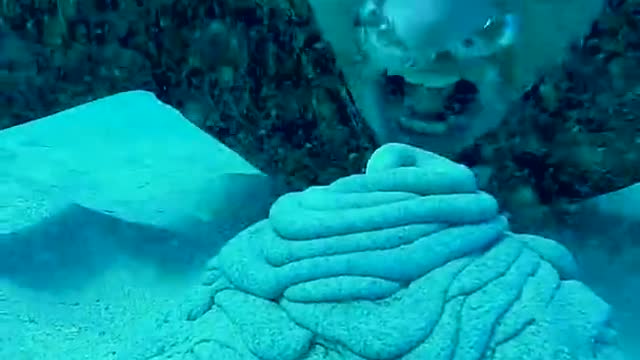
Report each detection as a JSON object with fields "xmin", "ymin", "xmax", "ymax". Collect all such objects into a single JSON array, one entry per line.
[
  {"xmin": 0, "ymin": 0, "xmax": 376, "ymax": 189},
  {"xmin": 455, "ymin": 1, "xmax": 640, "ymax": 232}
]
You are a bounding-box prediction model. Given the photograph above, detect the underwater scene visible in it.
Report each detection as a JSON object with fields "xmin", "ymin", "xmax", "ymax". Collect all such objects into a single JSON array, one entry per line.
[{"xmin": 0, "ymin": 0, "xmax": 639, "ymax": 359}]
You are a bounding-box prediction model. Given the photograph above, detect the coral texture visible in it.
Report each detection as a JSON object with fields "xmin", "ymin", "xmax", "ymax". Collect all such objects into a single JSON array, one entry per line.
[{"xmin": 153, "ymin": 143, "xmax": 625, "ymax": 360}]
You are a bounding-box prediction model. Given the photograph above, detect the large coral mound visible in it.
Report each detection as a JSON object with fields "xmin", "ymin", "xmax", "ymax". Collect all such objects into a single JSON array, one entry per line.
[{"xmin": 149, "ymin": 143, "xmax": 623, "ymax": 360}]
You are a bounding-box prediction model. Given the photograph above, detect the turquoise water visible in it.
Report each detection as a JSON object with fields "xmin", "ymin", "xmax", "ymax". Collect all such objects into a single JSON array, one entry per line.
[{"xmin": 1, "ymin": 0, "xmax": 638, "ymax": 358}]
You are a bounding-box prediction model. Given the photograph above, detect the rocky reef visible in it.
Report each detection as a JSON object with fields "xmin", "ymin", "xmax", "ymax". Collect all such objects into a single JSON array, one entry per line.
[
  {"xmin": 1, "ymin": 0, "xmax": 640, "ymax": 231},
  {"xmin": 0, "ymin": 0, "xmax": 376, "ymax": 189},
  {"xmin": 457, "ymin": 0, "xmax": 640, "ymax": 231}
]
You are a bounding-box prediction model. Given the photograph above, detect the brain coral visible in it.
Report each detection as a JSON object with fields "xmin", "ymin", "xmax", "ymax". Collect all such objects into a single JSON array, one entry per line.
[{"xmin": 151, "ymin": 143, "xmax": 623, "ymax": 360}]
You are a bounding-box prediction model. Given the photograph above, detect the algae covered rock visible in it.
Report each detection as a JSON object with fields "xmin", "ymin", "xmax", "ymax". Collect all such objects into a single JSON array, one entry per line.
[
  {"xmin": 456, "ymin": 0, "xmax": 640, "ymax": 232},
  {"xmin": 0, "ymin": 0, "xmax": 376, "ymax": 189}
]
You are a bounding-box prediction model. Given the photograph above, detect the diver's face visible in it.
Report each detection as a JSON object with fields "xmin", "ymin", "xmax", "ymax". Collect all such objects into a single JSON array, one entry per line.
[{"xmin": 382, "ymin": 0, "xmax": 499, "ymax": 53}]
